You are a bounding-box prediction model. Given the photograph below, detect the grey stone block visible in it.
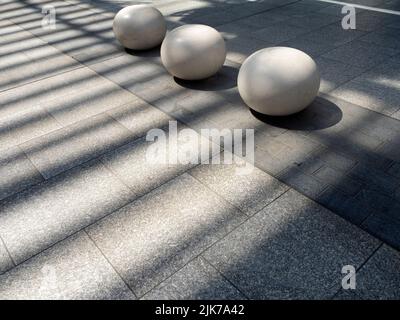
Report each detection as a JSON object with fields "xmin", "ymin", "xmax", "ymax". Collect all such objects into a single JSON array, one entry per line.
[
  {"xmin": 363, "ymin": 214, "xmax": 400, "ymax": 250},
  {"xmin": 86, "ymin": 173, "xmax": 246, "ymax": 297},
  {"xmin": 278, "ymin": 166, "xmax": 328, "ymax": 198},
  {"xmin": 354, "ymin": 244, "xmax": 400, "ymax": 299},
  {"xmin": 317, "ymin": 187, "xmax": 372, "ymax": 224},
  {"xmin": 0, "ymin": 239, "xmax": 13, "ymax": 275},
  {"xmin": 315, "ymin": 57, "xmax": 367, "ymax": 93},
  {"xmin": 100, "ymin": 122, "xmax": 219, "ymax": 198},
  {"xmin": 203, "ymin": 189, "xmax": 379, "ymax": 299},
  {"xmin": 0, "ymin": 67, "xmax": 110, "ymax": 119},
  {"xmin": 0, "ymin": 146, "xmax": 44, "ymax": 201},
  {"xmin": 0, "ymin": 160, "xmax": 135, "ymax": 264},
  {"xmin": 301, "ymin": 24, "xmax": 367, "ymax": 47},
  {"xmin": 377, "ymin": 139, "xmax": 400, "ymax": 162},
  {"xmin": 286, "ymin": 12, "xmax": 341, "ymax": 29},
  {"xmin": 359, "ymin": 27, "xmax": 400, "ymax": 50},
  {"xmin": 0, "ymin": 232, "xmax": 135, "ymax": 300},
  {"xmin": 388, "ymin": 162, "xmax": 400, "ymax": 178},
  {"xmin": 349, "ymin": 163, "xmax": 400, "ymax": 195},
  {"xmin": 189, "ymin": 152, "xmax": 289, "ymax": 216},
  {"xmin": 42, "ymin": 81, "xmax": 137, "ymax": 126},
  {"xmin": 321, "ymin": 40, "xmax": 399, "ymax": 68},
  {"xmin": 251, "ymin": 22, "xmax": 310, "ymax": 44},
  {"xmin": 330, "ymin": 55, "xmax": 400, "ymax": 116},
  {"xmin": 225, "ymin": 36, "xmax": 273, "ymax": 64},
  {"xmin": 0, "ymin": 106, "xmax": 62, "ymax": 152},
  {"xmin": 314, "ymin": 165, "xmax": 363, "ymax": 195},
  {"xmin": 107, "ymin": 98, "xmax": 174, "ymax": 137},
  {"xmin": 21, "ymin": 113, "xmax": 135, "ymax": 179},
  {"xmin": 142, "ymin": 257, "xmax": 245, "ymax": 300},
  {"xmin": 280, "ymin": 37, "xmax": 337, "ymax": 60}
]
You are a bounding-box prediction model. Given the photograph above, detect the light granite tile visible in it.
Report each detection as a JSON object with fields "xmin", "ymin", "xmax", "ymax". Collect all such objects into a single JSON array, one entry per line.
[
  {"xmin": 106, "ymin": 99, "xmax": 173, "ymax": 138},
  {"xmin": 87, "ymin": 173, "xmax": 246, "ymax": 297},
  {"xmin": 354, "ymin": 244, "xmax": 400, "ymax": 299},
  {"xmin": 42, "ymin": 81, "xmax": 137, "ymax": 126},
  {"xmin": 0, "ymin": 146, "xmax": 44, "ymax": 201},
  {"xmin": 0, "ymin": 239, "xmax": 13, "ymax": 275},
  {"xmin": 0, "ymin": 232, "xmax": 135, "ymax": 300},
  {"xmin": 0, "ymin": 160, "xmax": 135, "ymax": 264},
  {"xmin": 189, "ymin": 152, "xmax": 289, "ymax": 215},
  {"xmin": 0, "ymin": 67, "xmax": 111, "ymax": 119},
  {"xmin": 142, "ymin": 257, "xmax": 245, "ymax": 300},
  {"xmin": 21, "ymin": 113, "xmax": 135, "ymax": 179},
  {"xmin": 0, "ymin": 106, "xmax": 62, "ymax": 151},
  {"xmin": 203, "ymin": 189, "xmax": 380, "ymax": 299},
  {"xmin": 100, "ymin": 121, "xmax": 220, "ymax": 198}
]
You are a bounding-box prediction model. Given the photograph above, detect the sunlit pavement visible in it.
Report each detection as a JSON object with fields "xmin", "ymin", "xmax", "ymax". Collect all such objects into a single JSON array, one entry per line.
[{"xmin": 0, "ymin": 0, "xmax": 400, "ymax": 299}]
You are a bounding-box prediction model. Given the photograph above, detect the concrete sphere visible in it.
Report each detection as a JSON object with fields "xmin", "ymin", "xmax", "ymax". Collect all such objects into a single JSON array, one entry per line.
[
  {"xmin": 113, "ymin": 5, "xmax": 166, "ymax": 50},
  {"xmin": 161, "ymin": 24, "xmax": 226, "ymax": 80},
  {"xmin": 238, "ymin": 47, "xmax": 320, "ymax": 116}
]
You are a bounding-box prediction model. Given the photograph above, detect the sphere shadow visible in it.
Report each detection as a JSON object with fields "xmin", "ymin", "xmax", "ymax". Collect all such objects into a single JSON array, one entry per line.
[
  {"xmin": 250, "ymin": 97, "xmax": 343, "ymax": 131},
  {"xmin": 125, "ymin": 45, "xmax": 161, "ymax": 58},
  {"xmin": 174, "ymin": 65, "xmax": 238, "ymax": 91}
]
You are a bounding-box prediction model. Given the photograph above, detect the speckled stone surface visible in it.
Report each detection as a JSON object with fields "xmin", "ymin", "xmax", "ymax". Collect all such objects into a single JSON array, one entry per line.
[
  {"xmin": 142, "ymin": 257, "xmax": 245, "ymax": 300},
  {"xmin": 0, "ymin": 160, "xmax": 135, "ymax": 264},
  {"xmin": 349, "ymin": 244, "xmax": 400, "ymax": 299},
  {"xmin": 0, "ymin": 67, "xmax": 107, "ymax": 119},
  {"xmin": 106, "ymin": 98, "xmax": 173, "ymax": 138},
  {"xmin": 2, "ymin": 0, "xmax": 400, "ymax": 300},
  {"xmin": 0, "ymin": 146, "xmax": 44, "ymax": 201},
  {"xmin": 0, "ymin": 232, "xmax": 135, "ymax": 300},
  {"xmin": 41, "ymin": 81, "xmax": 137, "ymax": 126},
  {"xmin": 189, "ymin": 152, "xmax": 289, "ymax": 215},
  {"xmin": 21, "ymin": 113, "xmax": 135, "ymax": 179},
  {"xmin": 0, "ymin": 239, "xmax": 13, "ymax": 275},
  {"xmin": 203, "ymin": 189, "xmax": 380, "ymax": 299},
  {"xmin": 100, "ymin": 123, "xmax": 220, "ymax": 198},
  {"xmin": 87, "ymin": 173, "xmax": 246, "ymax": 297},
  {"xmin": 0, "ymin": 106, "xmax": 62, "ymax": 152}
]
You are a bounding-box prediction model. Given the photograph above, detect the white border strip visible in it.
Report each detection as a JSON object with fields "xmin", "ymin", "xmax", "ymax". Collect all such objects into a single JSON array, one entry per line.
[{"xmin": 315, "ymin": 0, "xmax": 400, "ymax": 16}]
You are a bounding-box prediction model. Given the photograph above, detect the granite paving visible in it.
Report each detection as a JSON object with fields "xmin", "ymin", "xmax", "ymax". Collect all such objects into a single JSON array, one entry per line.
[{"xmin": 1, "ymin": 0, "xmax": 400, "ymax": 299}]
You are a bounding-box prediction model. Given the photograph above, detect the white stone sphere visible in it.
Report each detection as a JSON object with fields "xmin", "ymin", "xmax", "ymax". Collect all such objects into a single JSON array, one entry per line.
[
  {"xmin": 161, "ymin": 24, "xmax": 226, "ymax": 80},
  {"xmin": 238, "ymin": 47, "xmax": 320, "ymax": 116},
  {"xmin": 113, "ymin": 5, "xmax": 166, "ymax": 50}
]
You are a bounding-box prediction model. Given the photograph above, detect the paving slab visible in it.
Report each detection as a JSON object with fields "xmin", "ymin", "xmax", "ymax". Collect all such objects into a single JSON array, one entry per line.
[
  {"xmin": 316, "ymin": 187, "xmax": 372, "ymax": 225},
  {"xmin": 0, "ymin": 232, "xmax": 135, "ymax": 300},
  {"xmin": 0, "ymin": 146, "xmax": 44, "ymax": 201},
  {"xmin": 86, "ymin": 173, "xmax": 246, "ymax": 297},
  {"xmin": 21, "ymin": 113, "xmax": 135, "ymax": 179},
  {"xmin": 106, "ymin": 98, "xmax": 174, "ymax": 137},
  {"xmin": 321, "ymin": 40, "xmax": 399, "ymax": 68},
  {"xmin": 316, "ymin": 57, "xmax": 372, "ymax": 93},
  {"xmin": 353, "ymin": 244, "xmax": 400, "ymax": 299},
  {"xmin": 189, "ymin": 152, "xmax": 289, "ymax": 216},
  {"xmin": 0, "ymin": 160, "xmax": 135, "ymax": 265},
  {"xmin": 0, "ymin": 239, "xmax": 13, "ymax": 275},
  {"xmin": 298, "ymin": 24, "xmax": 367, "ymax": 47},
  {"xmin": 251, "ymin": 21, "xmax": 311, "ymax": 44},
  {"xmin": 0, "ymin": 106, "xmax": 62, "ymax": 152},
  {"xmin": 42, "ymin": 80, "xmax": 138, "ymax": 126},
  {"xmin": 359, "ymin": 26, "xmax": 400, "ymax": 49},
  {"xmin": 362, "ymin": 213, "xmax": 400, "ymax": 249},
  {"xmin": 100, "ymin": 121, "xmax": 219, "ymax": 198},
  {"xmin": 142, "ymin": 257, "xmax": 245, "ymax": 300},
  {"xmin": 203, "ymin": 189, "xmax": 380, "ymax": 299},
  {"xmin": 0, "ymin": 67, "xmax": 112, "ymax": 119}
]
